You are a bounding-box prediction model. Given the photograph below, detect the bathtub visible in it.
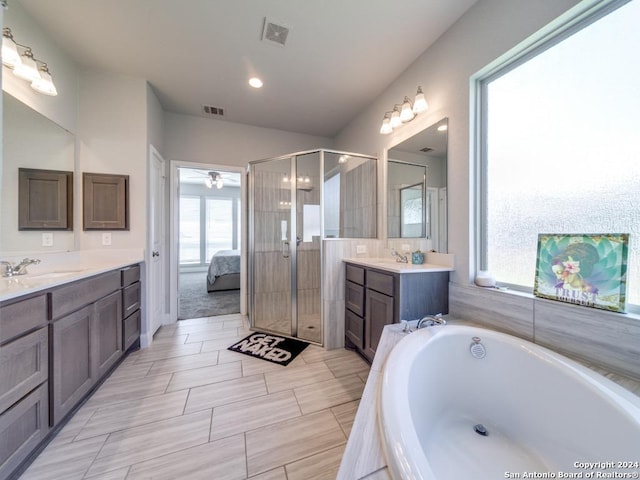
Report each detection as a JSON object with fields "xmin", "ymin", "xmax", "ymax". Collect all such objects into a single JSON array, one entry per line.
[{"xmin": 379, "ymin": 325, "xmax": 640, "ymax": 480}]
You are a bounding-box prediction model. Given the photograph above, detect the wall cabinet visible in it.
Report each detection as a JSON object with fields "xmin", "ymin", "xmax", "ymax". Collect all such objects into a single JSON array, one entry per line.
[
  {"xmin": 18, "ymin": 168, "xmax": 73, "ymax": 230},
  {"xmin": 344, "ymin": 262, "xmax": 449, "ymax": 362}
]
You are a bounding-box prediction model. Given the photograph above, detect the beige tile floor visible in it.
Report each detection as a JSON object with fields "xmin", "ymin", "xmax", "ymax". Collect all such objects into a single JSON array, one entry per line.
[{"xmin": 20, "ymin": 314, "xmax": 370, "ymax": 480}]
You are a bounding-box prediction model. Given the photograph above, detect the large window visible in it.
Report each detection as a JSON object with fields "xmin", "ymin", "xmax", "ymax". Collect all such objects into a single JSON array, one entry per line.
[{"xmin": 479, "ymin": 0, "xmax": 640, "ymax": 309}]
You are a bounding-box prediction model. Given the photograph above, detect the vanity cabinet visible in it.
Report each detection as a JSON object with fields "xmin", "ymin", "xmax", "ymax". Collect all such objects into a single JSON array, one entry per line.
[
  {"xmin": 50, "ymin": 271, "xmax": 122, "ymax": 426},
  {"xmin": 0, "ymin": 263, "xmax": 142, "ymax": 479},
  {"xmin": 0, "ymin": 293, "xmax": 49, "ymax": 480},
  {"xmin": 345, "ymin": 262, "xmax": 449, "ymax": 362},
  {"xmin": 121, "ymin": 265, "xmax": 141, "ymax": 352}
]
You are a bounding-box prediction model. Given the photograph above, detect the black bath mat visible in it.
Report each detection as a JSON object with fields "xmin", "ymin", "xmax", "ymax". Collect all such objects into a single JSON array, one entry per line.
[{"xmin": 228, "ymin": 332, "xmax": 309, "ymax": 366}]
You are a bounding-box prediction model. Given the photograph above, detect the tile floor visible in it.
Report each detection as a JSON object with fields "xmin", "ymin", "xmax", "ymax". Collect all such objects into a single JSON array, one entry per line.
[{"xmin": 19, "ymin": 314, "xmax": 370, "ymax": 480}]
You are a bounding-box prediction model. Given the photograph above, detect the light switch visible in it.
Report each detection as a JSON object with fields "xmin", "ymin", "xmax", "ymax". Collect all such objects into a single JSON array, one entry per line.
[
  {"xmin": 356, "ymin": 245, "xmax": 367, "ymax": 254},
  {"xmin": 42, "ymin": 233, "xmax": 53, "ymax": 247},
  {"xmin": 102, "ymin": 233, "xmax": 112, "ymax": 246}
]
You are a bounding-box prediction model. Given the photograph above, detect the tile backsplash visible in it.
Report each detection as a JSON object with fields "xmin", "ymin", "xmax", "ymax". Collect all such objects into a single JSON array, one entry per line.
[{"xmin": 450, "ymin": 283, "xmax": 640, "ymax": 381}]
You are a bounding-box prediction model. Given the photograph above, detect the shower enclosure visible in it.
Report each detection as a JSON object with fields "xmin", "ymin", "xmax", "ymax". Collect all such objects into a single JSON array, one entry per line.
[{"xmin": 248, "ymin": 149, "xmax": 377, "ymax": 345}]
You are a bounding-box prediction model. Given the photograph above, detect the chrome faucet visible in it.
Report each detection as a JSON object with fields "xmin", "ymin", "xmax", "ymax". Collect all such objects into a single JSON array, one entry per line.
[
  {"xmin": 391, "ymin": 249, "xmax": 408, "ymax": 263},
  {"xmin": 417, "ymin": 313, "xmax": 446, "ymax": 329},
  {"xmin": 1, "ymin": 258, "xmax": 41, "ymax": 277}
]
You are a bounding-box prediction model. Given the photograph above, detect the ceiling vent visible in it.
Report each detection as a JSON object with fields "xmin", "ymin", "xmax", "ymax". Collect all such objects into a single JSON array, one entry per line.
[
  {"xmin": 202, "ymin": 105, "xmax": 224, "ymax": 117},
  {"xmin": 262, "ymin": 18, "xmax": 289, "ymax": 47},
  {"xmin": 420, "ymin": 147, "xmax": 434, "ymax": 153}
]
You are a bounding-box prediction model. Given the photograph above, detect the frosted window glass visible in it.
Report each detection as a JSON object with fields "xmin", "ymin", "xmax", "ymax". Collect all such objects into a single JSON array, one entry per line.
[{"xmin": 484, "ymin": 0, "xmax": 640, "ymax": 307}]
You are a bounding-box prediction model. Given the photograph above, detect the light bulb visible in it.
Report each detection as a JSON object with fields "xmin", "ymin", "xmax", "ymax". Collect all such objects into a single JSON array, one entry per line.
[
  {"xmin": 216, "ymin": 177, "xmax": 223, "ymax": 189},
  {"xmin": 205, "ymin": 177, "xmax": 213, "ymax": 188},
  {"xmin": 400, "ymin": 97, "xmax": 415, "ymax": 122},
  {"xmin": 31, "ymin": 65, "xmax": 58, "ymax": 96},
  {"xmin": 379, "ymin": 116, "xmax": 392, "ymax": 135},
  {"xmin": 13, "ymin": 49, "xmax": 40, "ymax": 81},
  {"xmin": 390, "ymin": 107, "xmax": 401, "ymax": 128},
  {"xmin": 412, "ymin": 86, "xmax": 428, "ymax": 114},
  {"xmin": 2, "ymin": 30, "xmax": 21, "ymax": 68}
]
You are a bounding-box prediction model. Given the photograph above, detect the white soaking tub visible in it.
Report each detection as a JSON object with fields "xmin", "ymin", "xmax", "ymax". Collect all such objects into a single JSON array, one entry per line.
[{"xmin": 379, "ymin": 325, "xmax": 640, "ymax": 480}]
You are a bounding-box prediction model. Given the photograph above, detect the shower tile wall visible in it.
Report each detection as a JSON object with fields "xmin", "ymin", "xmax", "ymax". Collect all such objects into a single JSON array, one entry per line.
[{"xmin": 450, "ymin": 283, "xmax": 640, "ymax": 381}]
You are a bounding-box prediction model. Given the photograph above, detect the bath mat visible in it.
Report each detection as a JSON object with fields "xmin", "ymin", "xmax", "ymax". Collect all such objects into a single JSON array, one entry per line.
[{"xmin": 228, "ymin": 332, "xmax": 308, "ymax": 366}]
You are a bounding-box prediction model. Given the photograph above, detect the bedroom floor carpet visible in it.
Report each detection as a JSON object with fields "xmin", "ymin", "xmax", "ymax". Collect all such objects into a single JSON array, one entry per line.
[{"xmin": 179, "ymin": 271, "xmax": 240, "ymax": 319}]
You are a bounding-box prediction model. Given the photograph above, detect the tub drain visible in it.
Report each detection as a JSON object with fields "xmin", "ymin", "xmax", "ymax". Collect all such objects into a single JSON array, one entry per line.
[{"xmin": 474, "ymin": 424, "xmax": 488, "ymax": 436}]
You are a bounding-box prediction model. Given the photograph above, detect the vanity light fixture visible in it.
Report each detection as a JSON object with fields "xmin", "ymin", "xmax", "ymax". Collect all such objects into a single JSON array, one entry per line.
[
  {"xmin": 2, "ymin": 27, "xmax": 58, "ymax": 96},
  {"xmin": 379, "ymin": 86, "xmax": 428, "ymax": 134}
]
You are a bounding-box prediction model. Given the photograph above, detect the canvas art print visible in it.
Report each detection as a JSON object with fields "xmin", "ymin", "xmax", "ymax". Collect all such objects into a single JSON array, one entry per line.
[{"xmin": 534, "ymin": 233, "xmax": 629, "ymax": 312}]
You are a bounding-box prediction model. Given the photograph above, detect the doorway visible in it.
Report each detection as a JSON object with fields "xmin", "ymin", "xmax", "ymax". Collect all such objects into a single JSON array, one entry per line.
[{"xmin": 176, "ymin": 166, "xmax": 243, "ymax": 320}]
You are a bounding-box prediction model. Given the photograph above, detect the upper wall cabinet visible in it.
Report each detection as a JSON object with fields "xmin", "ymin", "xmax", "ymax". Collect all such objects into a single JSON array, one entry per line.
[
  {"xmin": 18, "ymin": 168, "xmax": 73, "ymax": 230},
  {"xmin": 83, "ymin": 173, "xmax": 129, "ymax": 230}
]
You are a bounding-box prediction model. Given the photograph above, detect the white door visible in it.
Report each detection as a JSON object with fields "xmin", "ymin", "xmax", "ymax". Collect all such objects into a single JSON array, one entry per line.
[{"xmin": 147, "ymin": 146, "xmax": 166, "ymax": 342}]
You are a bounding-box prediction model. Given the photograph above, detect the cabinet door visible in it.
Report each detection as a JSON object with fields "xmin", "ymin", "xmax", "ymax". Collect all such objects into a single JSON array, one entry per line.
[
  {"xmin": 0, "ymin": 327, "xmax": 48, "ymax": 414},
  {"xmin": 364, "ymin": 289, "xmax": 394, "ymax": 361},
  {"xmin": 51, "ymin": 306, "xmax": 94, "ymax": 426},
  {"xmin": 0, "ymin": 382, "xmax": 48, "ymax": 480},
  {"xmin": 82, "ymin": 172, "xmax": 129, "ymax": 230},
  {"xmin": 92, "ymin": 291, "xmax": 122, "ymax": 379},
  {"xmin": 345, "ymin": 309, "xmax": 364, "ymax": 350}
]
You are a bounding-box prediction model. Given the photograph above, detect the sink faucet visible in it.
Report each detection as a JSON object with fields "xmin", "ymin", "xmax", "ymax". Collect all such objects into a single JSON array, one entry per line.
[
  {"xmin": 391, "ymin": 249, "xmax": 408, "ymax": 263},
  {"xmin": 1, "ymin": 258, "xmax": 41, "ymax": 277},
  {"xmin": 417, "ymin": 313, "xmax": 446, "ymax": 329}
]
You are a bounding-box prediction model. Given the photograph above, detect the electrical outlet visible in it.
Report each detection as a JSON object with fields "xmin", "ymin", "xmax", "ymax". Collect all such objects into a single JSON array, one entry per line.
[
  {"xmin": 102, "ymin": 233, "xmax": 112, "ymax": 246},
  {"xmin": 401, "ymin": 244, "xmax": 411, "ymax": 252},
  {"xmin": 356, "ymin": 244, "xmax": 367, "ymax": 254},
  {"xmin": 42, "ymin": 233, "xmax": 53, "ymax": 247}
]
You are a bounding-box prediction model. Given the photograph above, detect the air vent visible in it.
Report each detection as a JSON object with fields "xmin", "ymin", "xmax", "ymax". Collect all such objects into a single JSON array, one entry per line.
[
  {"xmin": 262, "ymin": 18, "xmax": 290, "ymax": 46},
  {"xmin": 420, "ymin": 147, "xmax": 434, "ymax": 153},
  {"xmin": 203, "ymin": 105, "xmax": 224, "ymax": 117}
]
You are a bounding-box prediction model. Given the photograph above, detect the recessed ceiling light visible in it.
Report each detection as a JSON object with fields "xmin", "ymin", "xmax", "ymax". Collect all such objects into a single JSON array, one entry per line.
[
  {"xmin": 437, "ymin": 124, "xmax": 448, "ymax": 132},
  {"xmin": 249, "ymin": 77, "xmax": 263, "ymax": 88}
]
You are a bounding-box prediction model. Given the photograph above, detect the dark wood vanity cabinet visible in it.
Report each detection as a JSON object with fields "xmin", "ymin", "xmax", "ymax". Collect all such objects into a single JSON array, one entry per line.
[
  {"xmin": 121, "ymin": 265, "xmax": 141, "ymax": 352},
  {"xmin": 0, "ymin": 263, "xmax": 142, "ymax": 478},
  {"xmin": 0, "ymin": 294, "xmax": 49, "ymax": 480},
  {"xmin": 345, "ymin": 262, "xmax": 449, "ymax": 362}
]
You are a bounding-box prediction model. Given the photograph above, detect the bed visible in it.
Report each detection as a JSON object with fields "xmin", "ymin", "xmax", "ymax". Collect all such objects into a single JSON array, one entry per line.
[{"xmin": 207, "ymin": 249, "xmax": 241, "ymax": 292}]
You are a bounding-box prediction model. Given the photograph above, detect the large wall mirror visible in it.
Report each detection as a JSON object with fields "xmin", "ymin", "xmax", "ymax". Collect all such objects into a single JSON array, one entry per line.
[
  {"xmin": 1, "ymin": 92, "xmax": 76, "ymax": 254},
  {"xmin": 387, "ymin": 118, "xmax": 448, "ymax": 251}
]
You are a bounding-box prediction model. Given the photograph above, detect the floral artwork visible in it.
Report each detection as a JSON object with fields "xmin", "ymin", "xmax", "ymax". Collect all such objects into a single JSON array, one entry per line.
[{"xmin": 533, "ymin": 234, "xmax": 629, "ymax": 312}]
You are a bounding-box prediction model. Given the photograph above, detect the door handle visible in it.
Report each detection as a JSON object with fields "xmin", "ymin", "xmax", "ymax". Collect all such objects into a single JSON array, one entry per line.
[
  {"xmin": 152, "ymin": 251, "xmax": 160, "ymax": 257},
  {"xmin": 281, "ymin": 240, "xmax": 290, "ymax": 258}
]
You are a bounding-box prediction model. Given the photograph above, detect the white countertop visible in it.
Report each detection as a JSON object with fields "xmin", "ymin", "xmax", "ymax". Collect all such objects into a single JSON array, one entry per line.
[
  {"xmin": 0, "ymin": 249, "xmax": 144, "ymax": 302},
  {"xmin": 343, "ymin": 252, "xmax": 454, "ymax": 274}
]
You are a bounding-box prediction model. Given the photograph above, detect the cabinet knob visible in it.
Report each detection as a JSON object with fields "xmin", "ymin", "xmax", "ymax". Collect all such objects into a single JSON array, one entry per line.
[{"xmin": 152, "ymin": 251, "xmax": 160, "ymax": 257}]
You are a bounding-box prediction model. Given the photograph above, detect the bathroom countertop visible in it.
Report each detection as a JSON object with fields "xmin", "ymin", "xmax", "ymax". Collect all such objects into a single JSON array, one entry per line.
[
  {"xmin": 0, "ymin": 249, "xmax": 144, "ymax": 302},
  {"xmin": 337, "ymin": 319, "xmax": 640, "ymax": 480},
  {"xmin": 343, "ymin": 253, "xmax": 454, "ymax": 274}
]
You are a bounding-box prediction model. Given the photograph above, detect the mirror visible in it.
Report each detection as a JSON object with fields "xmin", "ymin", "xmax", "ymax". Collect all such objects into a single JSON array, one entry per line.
[
  {"xmin": 1, "ymin": 92, "xmax": 76, "ymax": 254},
  {"xmin": 387, "ymin": 118, "xmax": 448, "ymax": 251}
]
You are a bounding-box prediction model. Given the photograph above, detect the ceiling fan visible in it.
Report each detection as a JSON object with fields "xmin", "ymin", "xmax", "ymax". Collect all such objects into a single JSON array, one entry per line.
[{"xmin": 184, "ymin": 170, "xmax": 225, "ymax": 189}]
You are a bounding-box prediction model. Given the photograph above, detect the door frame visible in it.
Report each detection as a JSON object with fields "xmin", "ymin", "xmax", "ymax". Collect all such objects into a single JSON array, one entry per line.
[{"xmin": 169, "ymin": 160, "xmax": 247, "ymax": 322}]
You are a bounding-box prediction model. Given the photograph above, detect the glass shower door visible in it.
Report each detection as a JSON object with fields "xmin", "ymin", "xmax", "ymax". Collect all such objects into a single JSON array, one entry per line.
[{"xmin": 250, "ymin": 157, "xmax": 294, "ymax": 336}]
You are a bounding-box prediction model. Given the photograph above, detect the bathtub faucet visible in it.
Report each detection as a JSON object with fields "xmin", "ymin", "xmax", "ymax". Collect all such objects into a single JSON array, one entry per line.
[
  {"xmin": 417, "ymin": 313, "xmax": 446, "ymax": 329},
  {"xmin": 1, "ymin": 258, "xmax": 41, "ymax": 277}
]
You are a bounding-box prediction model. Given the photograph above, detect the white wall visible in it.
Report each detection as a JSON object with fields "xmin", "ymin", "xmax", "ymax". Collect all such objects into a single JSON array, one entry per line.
[
  {"xmin": 334, "ymin": 0, "xmax": 581, "ymax": 286},
  {"xmin": 76, "ymin": 69, "xmax": 149, "ymax": 250},
  {"xmin": 163, "ymin": 112, "xmax": 333, "ymax": 167}
]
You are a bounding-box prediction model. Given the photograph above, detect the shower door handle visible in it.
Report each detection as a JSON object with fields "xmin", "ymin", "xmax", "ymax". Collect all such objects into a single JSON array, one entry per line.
[{"xmin": 282, "ymin": 240, "xmax": 290, "ymax": 258}]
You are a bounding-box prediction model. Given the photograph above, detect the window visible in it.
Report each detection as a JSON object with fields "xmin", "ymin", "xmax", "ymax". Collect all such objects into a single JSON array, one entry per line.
[
  {"xmin": 179, "ymin": 196, "xmax": 201, "ymax": 265},
  {"xmin": 479, "ymin": 0, "xmax": 640, "ymax": 309}
]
